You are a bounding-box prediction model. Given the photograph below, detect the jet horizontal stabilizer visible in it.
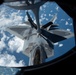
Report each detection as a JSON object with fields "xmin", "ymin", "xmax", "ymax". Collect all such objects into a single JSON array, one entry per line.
[
  {"xmin": 41, "ymin": 29, "xmax": 66, "ymax": 43},
  {"xmin": 51, "ymin": 29, "xmax": 74, "ymax": 39}
]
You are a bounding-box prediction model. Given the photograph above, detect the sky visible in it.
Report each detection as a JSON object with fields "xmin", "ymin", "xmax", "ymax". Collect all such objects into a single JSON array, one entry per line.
[{"xmin": 0, "ymin": 1, "xmax": 75, "ymax": 75}]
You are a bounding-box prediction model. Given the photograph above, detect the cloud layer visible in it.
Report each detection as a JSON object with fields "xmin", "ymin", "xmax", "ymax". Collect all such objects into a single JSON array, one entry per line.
[{"xmin": 0, "ymin": 52, "xmax": 25, "ymax": 67}]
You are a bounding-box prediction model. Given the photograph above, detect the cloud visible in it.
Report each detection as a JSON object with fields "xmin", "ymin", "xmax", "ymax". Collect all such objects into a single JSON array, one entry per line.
[
  {"xmin": 0, "ymin": 52, "xmax": 25, "ymax": 67},
  {"xmin": 40, "ymin": 6, "xmax": 43, "ymax": 11},
  {"xmin": 60, "ymin": 19, "xmax": 65, "ymax": 21},
  {"xmin": 24, "ymin": 15, "xmax": 28, "ymax": 21},
  {"xmin": 56, "ymin": 6, "xmax": 59, "ymax": 11},
  {"xmin": 0, "ymin": 41, "xmax": 5, "ymax": 51},
  {"xmin": 68, "ymin": 18, "xmax": 71, "ymax": 20},
  {"xmin": 65, "ymin": 21, "xmax": 69, "ymax": 25},
  {"xmin": 67, "ymin": 29, "xmax": 71, "ymax": 31},
  {"xmin": 43, "ymin": 4, "xmax": 47, "ymax": 8},
  {"xmin": 0, "ymin": 31, "xmax": 6, "ymax": 41},
  {"xmin": 49, "ymin": 14, "xmax": 53, "ymax": 17},
  {"xmin": 59, "ymin": 44, "xmax": 63, "ymax": 47},
  {"xmin": 50, "ymin": 10, "xmax": 53, "ymax": 13},
  {"xmin": 8, "ymin": 36, "xmax": 24, "ymax": 53},
  {"xmin": 0, "ymin": 6, "xmax": 23, "ymax": 30},
  {"xmin": 0, "ymin": 31, "xmax": 6, "ymax": 51},
  {"xmin": 70, "ymin": 23, "xmax": 73, "ymax": 26}
]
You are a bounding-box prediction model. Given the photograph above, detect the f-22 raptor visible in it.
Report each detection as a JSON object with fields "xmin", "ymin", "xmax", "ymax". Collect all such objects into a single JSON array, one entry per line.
[
  {"xmin": 6, "ymin": 11, "xmax": 74, "ymax": 66},
  {"xmin": 2, "ymin": 0, "xmax": 74, "ymax": 66}
]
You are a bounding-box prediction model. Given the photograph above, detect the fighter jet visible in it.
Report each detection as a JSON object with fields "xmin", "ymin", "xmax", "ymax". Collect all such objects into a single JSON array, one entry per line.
[{"xmin": 6, "ymin": 12, "xmax": 74, "ymax": 65}]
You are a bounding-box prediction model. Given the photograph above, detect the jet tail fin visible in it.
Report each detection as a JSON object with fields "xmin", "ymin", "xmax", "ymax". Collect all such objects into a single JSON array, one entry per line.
[
  {"xmin": 42, "ymin": 14, "xmax": 58, "ymax": 29},
  {"xmin": 51, "ymin": 14, "xmax": 57, "ymax": 23}
]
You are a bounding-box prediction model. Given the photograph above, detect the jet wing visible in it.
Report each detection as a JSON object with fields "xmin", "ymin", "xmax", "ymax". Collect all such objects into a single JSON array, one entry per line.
[
  {"xmin": 51, "ymin": 29, "xmax": 74, "ymax": 39},
  {"xmin": 6, "ymin": 25, "xmax": 31, "ymax": 40}
]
